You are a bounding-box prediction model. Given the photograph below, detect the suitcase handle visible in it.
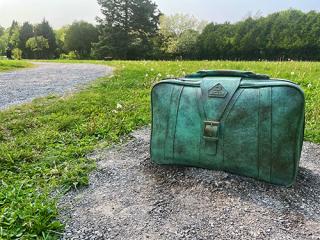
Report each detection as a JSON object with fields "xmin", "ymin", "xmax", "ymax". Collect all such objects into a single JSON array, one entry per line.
[{"xmin": 186, "ymin": 70, "xmax": 270, "ymax": 79}]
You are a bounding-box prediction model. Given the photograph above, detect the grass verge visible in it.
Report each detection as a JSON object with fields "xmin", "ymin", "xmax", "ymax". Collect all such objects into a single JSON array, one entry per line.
[
  {"xmin": 0, "ymin": 60, "xmax": 319, "ymax": 239},
  {"xmin": 0, "ymin": 60, "xmax": 32, "ymax": 72}
]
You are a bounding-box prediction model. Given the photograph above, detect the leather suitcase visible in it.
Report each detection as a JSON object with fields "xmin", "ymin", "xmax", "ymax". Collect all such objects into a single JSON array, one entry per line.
[{"xmin": 150, "ymin": 70, "xmax": 305, "ymax": 186}]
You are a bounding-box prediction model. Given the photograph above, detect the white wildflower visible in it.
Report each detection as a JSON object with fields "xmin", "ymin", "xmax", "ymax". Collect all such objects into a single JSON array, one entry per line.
[{"xmin": 116, "ymin": 103, "xmax": 123, "ymax": 109}]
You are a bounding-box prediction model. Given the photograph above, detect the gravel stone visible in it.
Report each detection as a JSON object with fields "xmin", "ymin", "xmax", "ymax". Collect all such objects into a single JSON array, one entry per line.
[
  {"xmin": 59, "ymin": 128, "xmax": 320, "ymax": 240},
  {"xmin": 0, "ymin": 62, "xmax": 112, "ymax": 109}
]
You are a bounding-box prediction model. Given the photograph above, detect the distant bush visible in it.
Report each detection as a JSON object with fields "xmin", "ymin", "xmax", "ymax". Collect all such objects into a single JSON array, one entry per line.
[
  {"xmin": 12, "ymin": 48, "xmax": 22, "ymax": 60},
  {"xmin": 59, "ymin": 51, "xmax": 79, "ymax": 60}
]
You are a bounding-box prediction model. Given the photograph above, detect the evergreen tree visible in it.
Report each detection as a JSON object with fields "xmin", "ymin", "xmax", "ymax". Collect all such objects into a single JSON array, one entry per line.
[
  {"xmin": 18, "ymin": 22, "xmax": 34, "ymax": 59},
  {"xmin": 94, "ymin": 0, "xmax": 160, "ymax": 59},
  {"xmin": 34, "ymin": 19, "xmax": 57, "ymax": 58},
  {"xmin": 7, "ymin": 20, "xmax": 20, "ymax": 50}
]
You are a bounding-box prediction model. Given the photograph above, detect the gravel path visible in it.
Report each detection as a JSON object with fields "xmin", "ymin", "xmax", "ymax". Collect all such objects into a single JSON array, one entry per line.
[
  {"xmin": 0, "ymin": 62, "xmax": 112, "ymax": 109},
  {"xmin": 60, "ymin": 128, "xmax": 320, "ymax": 240}
]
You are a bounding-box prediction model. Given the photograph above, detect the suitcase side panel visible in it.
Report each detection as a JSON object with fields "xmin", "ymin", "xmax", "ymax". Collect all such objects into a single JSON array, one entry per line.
[
  {"xmin": 222, "ymin": 85, "xmax": 305, "ymax": 186},
  {"xmin": 151, "ymin": 83, "xmax": 177, "ymax": 164},
  {"xmin": 270, "ymin": 86, "xmax": 305, "ymax": 186}
]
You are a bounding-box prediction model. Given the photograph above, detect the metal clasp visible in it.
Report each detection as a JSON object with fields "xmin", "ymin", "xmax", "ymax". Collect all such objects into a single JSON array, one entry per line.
[{"xmin": 203, "ymin": 121, "xmax": 219, "ymax": 141}]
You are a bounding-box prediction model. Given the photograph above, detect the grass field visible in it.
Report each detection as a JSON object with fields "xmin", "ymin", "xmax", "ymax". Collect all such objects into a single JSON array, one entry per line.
[
  {"xmin": 0, "ymin": 60, "xmax": 319, "ymax": 239},
  {"xmin": 0, "ymin": 60, "xmax": 32, "ymax": 72}
]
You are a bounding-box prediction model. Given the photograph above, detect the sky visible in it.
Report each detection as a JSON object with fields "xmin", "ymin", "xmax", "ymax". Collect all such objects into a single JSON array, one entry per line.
[{"xmin": 0, "ymin": 0, "xmax": 320, "ymax": 29}]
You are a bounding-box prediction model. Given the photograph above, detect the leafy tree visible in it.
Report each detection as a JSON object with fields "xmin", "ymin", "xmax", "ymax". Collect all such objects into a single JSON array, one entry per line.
[
  {"xmin": 233, "ymin": 17, "xmax": 261, "ymax": 59},
  {"xmin": 34, "ymin": 19, "xmax": 57, "ymax": 58},
  {"xmin": 0, "ymin": 38, "xmax": 6, "ymax": 56},
  {"xmin": 55, "ymin": 25, "xmax": 69, "ymax": 56},
  {"xmin": 55, "ymin": 26, "xmax": 69, "ymax": 43},
  {"xmin": 18, "ymin": 22, "xmax": 34, "ymax": 59},
  {"xmin": 197, "ymin": 9, "xmax": 320, "ymax": 60},
  {"xmin": 160, "ymin": 14, "xmax": 207, "ymax": 37},
  {"xmin": 0, "ymin": 26, "xmax": 4, "ymax": 37},
  {"xmin": 64, "ymin": 21, "xmax": 98, "ymax": 58},
  {"xmin": 0, "ymin": 25, "xmax": 6, "ymax": 55},
  {"xmin": 176, "ymin": 30, "xmax": 200, "ymax": 59},
  {"xmin": 197, "ymin": 23, "xmax": 235, "ymax": 59},
  {"xmin": 159, "ymin": 14, "xmax": 207, "ymax": 58},
  {"xmin": 26, "ymin": 36, "xmax": 49, "ymax": 59},
  {"xmin": 94, "ymin": 0, "xmax": 160, "ymax": 59}
]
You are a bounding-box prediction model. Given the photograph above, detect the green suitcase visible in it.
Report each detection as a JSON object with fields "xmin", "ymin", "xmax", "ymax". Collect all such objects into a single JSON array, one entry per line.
[{"xmin": 151, "ymin": 70, "xmax": 305, "ymax": 186}]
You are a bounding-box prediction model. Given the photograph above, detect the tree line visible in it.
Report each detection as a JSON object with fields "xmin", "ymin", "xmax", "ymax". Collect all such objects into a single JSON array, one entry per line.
[
  {"xmin": 0, "ymin": 19, "xmax": 98, "ymax": 59},
  {"xmin": 0, "ymin": 0, "xmax": 320, "ymax": 61}
]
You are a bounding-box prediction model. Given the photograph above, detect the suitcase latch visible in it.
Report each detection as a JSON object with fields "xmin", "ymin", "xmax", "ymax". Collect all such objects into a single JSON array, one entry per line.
[{"xmin": 203, "ymin": 121, "xmax": 219, "ymax": 141}]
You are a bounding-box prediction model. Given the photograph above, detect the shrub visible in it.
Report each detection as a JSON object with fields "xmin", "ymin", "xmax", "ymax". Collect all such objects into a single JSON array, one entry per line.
[
  {"xmin": 12, "ymin": 48, "xmax": 23, "ymax": 60},
  {"xmin": 59, "ymin": 51, "xmax": 79, "ymax": 60}
]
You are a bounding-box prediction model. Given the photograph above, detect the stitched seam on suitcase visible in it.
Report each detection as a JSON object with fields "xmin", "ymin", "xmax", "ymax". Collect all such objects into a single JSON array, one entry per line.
[
  {"xmin": 258, "ymin": 88, "xmax": 260, "ymax": 179},
  {"xmin": 220, "ymin": 89, "xmax": 245, "ymax": 169},
  {"xmin": 171, "ymin": 86, "xmax": 184, "ymax": 164},
  {"xmin": 258, "ymin": 87, "xmax": 272, "ymax": 182},
  {"xmin": 164, "ymin": 86, "xmax": 182, "ymax": 163},
  {"xmin": 196, "ymin": 88, "xmax": 206, "ymax": 165},
  {"xmin": 163, "ymin": 86, "xmax": 174, "ymax": 162},
  {"xmin": 270, "ymin": 87, "xmax": 273, "ymax": 181}
]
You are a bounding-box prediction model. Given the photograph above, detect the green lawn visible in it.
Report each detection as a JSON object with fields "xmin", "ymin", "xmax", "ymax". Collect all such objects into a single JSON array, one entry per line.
[
  {"xmin": 0, "ymin": 60, "xmax": 32, "ymax": 72},
  {"xmin": 0, "ymin": 60, "xmax": 319, "ymax": 239}
]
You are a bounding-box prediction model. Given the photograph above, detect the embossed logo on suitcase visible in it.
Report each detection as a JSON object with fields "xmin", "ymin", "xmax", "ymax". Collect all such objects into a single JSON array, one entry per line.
[{"xmin": 208, "ymin": 84, "xmax": 228, "ymax": 98}]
